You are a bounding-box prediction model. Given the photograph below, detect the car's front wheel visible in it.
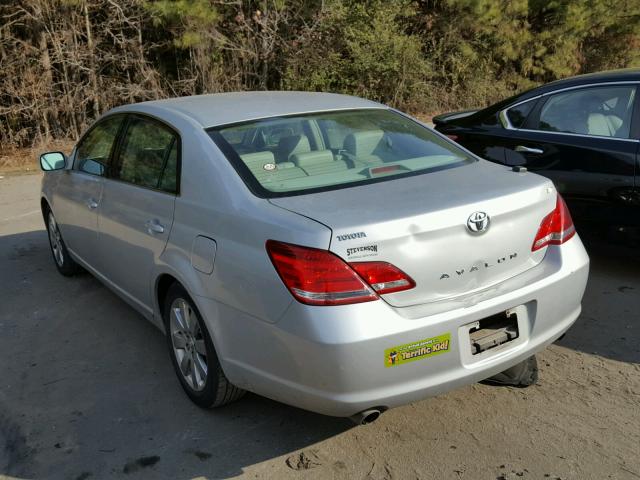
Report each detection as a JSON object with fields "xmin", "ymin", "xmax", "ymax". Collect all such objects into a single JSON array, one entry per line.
[
  {"xmin": 45, "ymin": 209, "xmax": 82, "ymax": 276},
  {"xmin": 163, "ymin": 283, "xmax": 245, "ymax": 408}
]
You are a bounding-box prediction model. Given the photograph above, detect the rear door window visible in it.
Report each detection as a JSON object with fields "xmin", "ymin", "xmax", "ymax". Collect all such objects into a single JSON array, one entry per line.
[
  {"xmin": 535, "ymin": 86, "xmax": 637, "ymax": 138},
  {"xmin": 75, "ymin": 116, "xmax": 123, "ymax": 176},
  {"xmin": 505, "ymin": 99, "xmax": 536, "ymax": 128},
  {"xmin": 113, "ymin": 117, "xmax": 180, "ymax": 193}
]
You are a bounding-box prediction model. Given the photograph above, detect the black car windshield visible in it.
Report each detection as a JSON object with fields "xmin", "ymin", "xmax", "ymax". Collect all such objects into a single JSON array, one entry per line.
[{"xmin": 207, "ymin": 109, "xmax": 474, "ymax": 197}]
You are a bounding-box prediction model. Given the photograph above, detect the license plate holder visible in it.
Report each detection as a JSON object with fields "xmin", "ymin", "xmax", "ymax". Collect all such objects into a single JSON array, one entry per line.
[{"xmin": 468, "ymin": 309, "xmax": 519, "ymax": 355}]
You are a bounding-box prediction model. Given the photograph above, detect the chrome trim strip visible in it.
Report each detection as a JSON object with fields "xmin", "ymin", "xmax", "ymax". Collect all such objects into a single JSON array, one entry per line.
[
  {"xmin": 537, "ymin": 80, "xmax": 640, "ymax": 97},
  {"xmin": 499, "ymin": 109, "xmax": 511, "ymax": 129}
]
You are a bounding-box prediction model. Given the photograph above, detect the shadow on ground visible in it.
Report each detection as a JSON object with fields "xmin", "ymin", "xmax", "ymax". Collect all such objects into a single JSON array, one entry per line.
[
  {"xmin": 0, "ymin": 230, "xmax": 351, "ymax": 479},
  {"xmin": 555, "ymin": 232, "xmax": 640, "ymax": 364}
]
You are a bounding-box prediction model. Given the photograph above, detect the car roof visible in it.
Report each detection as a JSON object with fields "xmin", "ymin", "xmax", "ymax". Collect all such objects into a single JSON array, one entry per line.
[
  {"xmin": 466, "ymin": 68, "xmax": 640, "ymax": 122},
  {"xmin": 109, "ymin": 91, "xmax": 386, "ymax": 129},
  {"xmin": 516, "ymin": 69, "xmax": 640, "ymax": 103}
]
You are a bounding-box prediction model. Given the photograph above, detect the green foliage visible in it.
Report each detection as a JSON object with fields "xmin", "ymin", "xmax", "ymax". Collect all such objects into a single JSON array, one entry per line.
[
  {"xmin": 283, "ymin": 0, "xmax": 430, "ymax": 110},
  {"xmin": 412, "ymin": 0, "xmax": 640, "ymax": 109},
  {"xmin": 282, "ymin": 0, "xmax": 640, "ymax": 112},
  {"xmin": 3, "ymin": 0, "xmax": 640, "ymax": 148},
  {"xmin": 146, "ymin": 0, "xmax": 220, "ymax": 48}
]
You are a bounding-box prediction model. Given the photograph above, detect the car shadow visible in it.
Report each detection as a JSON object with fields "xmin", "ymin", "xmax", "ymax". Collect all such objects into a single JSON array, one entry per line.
[
  {"xmin": 554, "ymin": 231, "xmax": 640, "ymax": 364},
  {"xmin": 0, "ymin": 229, "xmax": 351, "ymax": 480}
]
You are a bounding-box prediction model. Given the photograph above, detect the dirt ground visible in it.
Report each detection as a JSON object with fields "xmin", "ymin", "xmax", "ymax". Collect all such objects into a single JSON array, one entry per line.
[{"xmin": 0, "ymin": 173, "xmax": 638, "ymax": 480}]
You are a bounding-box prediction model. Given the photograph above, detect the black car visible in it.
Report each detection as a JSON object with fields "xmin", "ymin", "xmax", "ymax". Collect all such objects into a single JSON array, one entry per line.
[{"xmin": 434, "ymin": 69, "xmax": 640, "ymax": 241}]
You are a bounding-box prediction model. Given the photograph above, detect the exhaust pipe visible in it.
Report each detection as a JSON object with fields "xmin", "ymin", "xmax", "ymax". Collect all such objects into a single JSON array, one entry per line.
[{"xmin": 349, "ymin": 408, "xmax": 382, "ymax": 425}]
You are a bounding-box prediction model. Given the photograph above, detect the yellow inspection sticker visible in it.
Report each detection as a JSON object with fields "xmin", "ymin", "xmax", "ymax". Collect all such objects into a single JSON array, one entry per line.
[{"xmin": 385, "ymin": 333, "xmax": 451, "ymax": 367}]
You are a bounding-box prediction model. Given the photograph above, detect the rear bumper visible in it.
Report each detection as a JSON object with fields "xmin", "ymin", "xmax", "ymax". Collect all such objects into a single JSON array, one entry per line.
[{"xmin": 198, "ymin": 236, "xmax": 589, "ymax": 417}]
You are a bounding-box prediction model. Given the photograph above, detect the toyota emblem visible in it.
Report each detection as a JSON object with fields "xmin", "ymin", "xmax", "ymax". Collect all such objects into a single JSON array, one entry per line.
[{"xmin": 467, "ymin": 211, "xmax": 490, "ymax": 234}]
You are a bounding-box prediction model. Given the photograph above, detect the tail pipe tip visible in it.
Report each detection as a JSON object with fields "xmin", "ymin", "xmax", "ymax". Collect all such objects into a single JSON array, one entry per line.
[{"xmin": 349, "ymin": 408, "xmax": 383, "ymax": 425}]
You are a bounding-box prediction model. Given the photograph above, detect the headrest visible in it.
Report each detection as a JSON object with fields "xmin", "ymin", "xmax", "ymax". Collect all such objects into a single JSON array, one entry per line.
[
  {"xmin": 278, "ymin": 134, "xmax": 311, "ymax": 160},
  {"xmin": 291, "ymin": 150, "xmax": 334, "ymax": 168},
  {"xmin": 344, "ymin": 130, "xmax": 384, "ymax": 157}
]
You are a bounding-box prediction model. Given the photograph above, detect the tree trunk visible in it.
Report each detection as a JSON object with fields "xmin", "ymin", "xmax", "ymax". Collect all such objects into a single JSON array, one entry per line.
[{"xmin": 83, "ymin": 0, "xmax": 100, "ymax": 118}]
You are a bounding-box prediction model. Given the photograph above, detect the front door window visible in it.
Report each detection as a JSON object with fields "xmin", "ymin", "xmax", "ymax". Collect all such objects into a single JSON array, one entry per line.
[{"xmin": 536, "ymin": 86, "xmax": 636, "ymax": 139}]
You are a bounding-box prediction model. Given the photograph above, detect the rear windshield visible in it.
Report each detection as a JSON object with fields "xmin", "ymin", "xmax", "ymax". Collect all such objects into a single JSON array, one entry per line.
[{"xmin": 207, "ymin": 109, "xmax": 474, "ymax": 197}]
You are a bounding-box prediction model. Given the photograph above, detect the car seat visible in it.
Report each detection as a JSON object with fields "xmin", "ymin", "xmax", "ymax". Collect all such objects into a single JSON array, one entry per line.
[
  {"xmin": 343, "ymin": 130, "xmax": 385, "ymax": 166},
  {"xmin": 276, "ymin": 134, "xmax": 312, "ymax": 163},
  {"xmin": 587, "ymin": 113, "xmax": 624, "ymax": 137}
]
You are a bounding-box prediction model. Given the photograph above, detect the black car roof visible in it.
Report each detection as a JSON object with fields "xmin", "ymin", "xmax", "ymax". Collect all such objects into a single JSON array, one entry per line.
[
  {"xmin": 472, "ymin": 69, "xmax": 640, "ymax": 120},
  {"xmin": 521, "ymin": 69, "xmax": 640, "ymax": 100}
]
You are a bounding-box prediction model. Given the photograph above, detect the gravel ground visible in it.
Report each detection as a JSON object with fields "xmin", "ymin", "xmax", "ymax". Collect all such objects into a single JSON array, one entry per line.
[{"xmin": 0, "ymin": 173, "xmax": 638, "ymax": 480}]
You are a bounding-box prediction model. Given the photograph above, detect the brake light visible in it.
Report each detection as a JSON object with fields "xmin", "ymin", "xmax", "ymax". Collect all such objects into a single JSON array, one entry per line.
[
  {"xmin": 266, "ymin": 240, "xmax": 377, "ymax": 306},
  {"xmin": 350, "ymin": 262, "xmax": 415, "ymax": 295},
  {"xmin": 266, "ymin": 241, "xmax": 415, "ymax": 306},
  {"xmin": 532, "ymin": 195, "xmax": 576, "ymax": 251}
]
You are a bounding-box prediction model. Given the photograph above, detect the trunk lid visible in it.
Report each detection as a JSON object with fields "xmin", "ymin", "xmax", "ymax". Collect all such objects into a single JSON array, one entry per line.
[
  {"xmin": 269, "ymin": 161, "xmax": 557, "ymax": 308},
  {"xmin": 432, "ymin": 109, "xmax": 479, "ymax": 126}
]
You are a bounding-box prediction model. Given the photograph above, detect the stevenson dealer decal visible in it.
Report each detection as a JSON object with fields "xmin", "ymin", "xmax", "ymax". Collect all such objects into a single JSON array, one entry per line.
[
  {"xmin": 346, "ymin": 244, "xmax": 378, "ymax": 258},
  {"xmin": 385, "ymin": 333, "xmax": 451, "ymax": 367}
]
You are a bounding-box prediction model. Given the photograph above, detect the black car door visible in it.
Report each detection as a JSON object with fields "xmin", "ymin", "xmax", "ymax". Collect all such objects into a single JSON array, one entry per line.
[{"xmin": 493, "ymin": 84, "xmax": 639, "ymax": 231}]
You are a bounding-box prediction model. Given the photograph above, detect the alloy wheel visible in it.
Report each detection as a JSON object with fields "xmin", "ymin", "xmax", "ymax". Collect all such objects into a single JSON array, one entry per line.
[
  {"xmin": 169, "ymin": 298, "xmax": 208, "ymax": 391},
  {"xmin": 48, "ymin": 214, "xmax": 64, "ymax": 267}
]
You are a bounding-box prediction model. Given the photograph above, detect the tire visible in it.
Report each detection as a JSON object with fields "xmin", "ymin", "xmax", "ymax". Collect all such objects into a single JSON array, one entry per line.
[
  {"xmin": 484, "ymin": 355, "xmax": 539, "ymax": 387},
  {"xmin": 45, "ymin": 209, "xmax": 82, "ymax": 276},
  {"xmin": 163, "ymin": 283, "xmax": 245, "ymax": 408}
]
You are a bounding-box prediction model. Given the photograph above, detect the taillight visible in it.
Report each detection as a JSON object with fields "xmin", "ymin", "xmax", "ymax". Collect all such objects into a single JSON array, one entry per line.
[
  {"xmin": 446, "ymin": 134, "xmax": 459, "ymax": 142},
  {"xmin": 266, "ymin": 240, "xmax": 377, "ymax": 305},
  {"xmin": 266, "ymin": 240, "xmax": 414, "ymax": 306},
  {"xmin": 350, "ymin": 262, "xmax": 415, "ymax": 295},
  {"xmin": 532, "ymin": 195, "xmax": 576, "ymax": 251}
]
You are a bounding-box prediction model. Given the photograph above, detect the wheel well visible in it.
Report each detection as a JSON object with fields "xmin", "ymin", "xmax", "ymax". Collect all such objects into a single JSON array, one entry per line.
[{"xmin": 156, "ymin": 274, "xmax": 179, "ymax": 316}]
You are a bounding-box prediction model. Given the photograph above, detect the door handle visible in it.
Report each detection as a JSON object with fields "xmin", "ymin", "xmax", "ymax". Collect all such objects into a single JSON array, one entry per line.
[
  {"xmin": 145, "ymin": 220, "xmax": 165, "ymax": 235},
  {"xmin": 515, "ymin": 145, "xmax": 544, "ymax": 155},
  {"xmin": 86, "ymin": 198, "xmax": 99, "ymax": 210}
]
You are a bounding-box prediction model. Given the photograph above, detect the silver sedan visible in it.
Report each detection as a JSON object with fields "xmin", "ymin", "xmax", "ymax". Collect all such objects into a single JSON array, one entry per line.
[{"xmin": 39, "ymin": 92, "xmax": 589, "ymax": 423}]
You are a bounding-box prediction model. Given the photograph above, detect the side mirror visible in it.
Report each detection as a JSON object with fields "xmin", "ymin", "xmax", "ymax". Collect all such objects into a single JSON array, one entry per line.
[{"xmin": 39, "ymin": 152, "xmax": 67, "ymax": 171}]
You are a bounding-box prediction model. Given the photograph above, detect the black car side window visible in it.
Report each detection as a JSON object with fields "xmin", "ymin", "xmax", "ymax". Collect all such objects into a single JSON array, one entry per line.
[
  {"xmin": 114, "ymin": 117, "xmax": 180, "ymax": 193},
  {"xmin": 506, "ymin": 100, "xmax": 536, "ymax": 128},
  {"xmin": 536, "ymin": 86, "xmax": 636, "ymax": 138},
  {"xmin": 75, "ymin": 116, "xmax": 123, "ymax": 176}
]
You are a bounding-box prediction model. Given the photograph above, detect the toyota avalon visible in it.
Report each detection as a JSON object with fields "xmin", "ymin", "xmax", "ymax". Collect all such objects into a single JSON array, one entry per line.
[{"xmin": 39, "ymin": 92, "xmax": 589, "ymax": 423}]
